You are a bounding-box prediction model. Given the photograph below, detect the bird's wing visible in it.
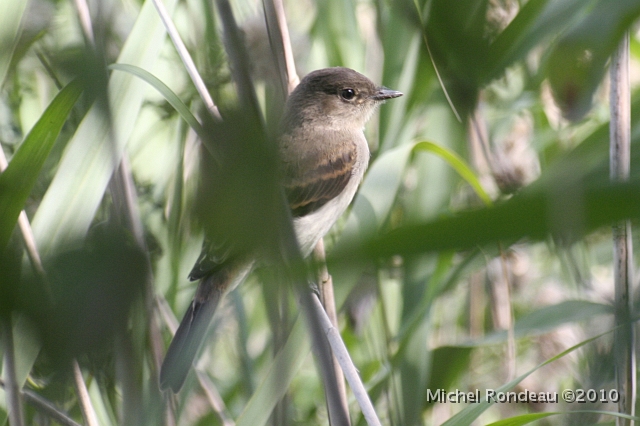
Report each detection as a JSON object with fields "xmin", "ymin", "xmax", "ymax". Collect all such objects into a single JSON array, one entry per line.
[
  {"xmin": 188, "ymin": 236, "xmax": 232, "ymax": 281},
  {"xmin": 191, "ymin": 132, "xmax": 358, "ymax": 277},
  {"xmin": 283, "ymin": 138, "xmax": 358, "ymax": 217}
]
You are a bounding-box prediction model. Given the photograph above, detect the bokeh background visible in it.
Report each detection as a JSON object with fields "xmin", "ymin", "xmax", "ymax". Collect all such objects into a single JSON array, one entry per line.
[{"xmin": 1, "ymin": 0, "xmax": 640, "ymax": 425}]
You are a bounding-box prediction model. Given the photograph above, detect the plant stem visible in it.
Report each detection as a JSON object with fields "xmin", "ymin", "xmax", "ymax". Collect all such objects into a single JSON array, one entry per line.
[
  {"xmin": 610, "ymin": 31, "xmax": 635, "ymax": 426},
  {"xmin": 2, "ymin": 320, "xmax": 24, "ymax": 426}
]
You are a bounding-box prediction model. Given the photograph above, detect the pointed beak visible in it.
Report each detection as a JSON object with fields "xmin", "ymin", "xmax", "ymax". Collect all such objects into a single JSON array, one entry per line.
[{"xmin": 372, "ymin": 87, "xmax": 403, "ymax": 101}]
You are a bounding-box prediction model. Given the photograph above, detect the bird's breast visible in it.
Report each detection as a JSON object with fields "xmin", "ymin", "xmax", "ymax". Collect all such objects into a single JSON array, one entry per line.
[{"xmin": 293, "ymin": 131, "xmax": 369, "ymax": 257}]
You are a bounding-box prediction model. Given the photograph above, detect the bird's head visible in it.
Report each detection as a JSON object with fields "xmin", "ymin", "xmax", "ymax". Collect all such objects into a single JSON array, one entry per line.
[{"xmin": 284, "ymin": 67, "xmax": 402, "ymax": 130}]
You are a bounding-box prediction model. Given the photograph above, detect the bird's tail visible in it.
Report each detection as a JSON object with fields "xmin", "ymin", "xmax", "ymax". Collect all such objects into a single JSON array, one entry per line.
[{"xmin": 159, "ymin": 272, "xmax": 226, "ymax": 393}]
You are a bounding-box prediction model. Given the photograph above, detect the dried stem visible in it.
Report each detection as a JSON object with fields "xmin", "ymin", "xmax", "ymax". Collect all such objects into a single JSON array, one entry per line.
[
  {"xmin": 0, "ymin": 149, "xmax": 47, "ymax": 283},
  {"xmin": 610, "ymin": 31, "xmax": 635, "ymax": 426},
  {"xmin": 310, "ymin": 295, "xmax": 382, "ymax": 426},
  {"xmin": 196, "ymin": 371, "xmax": 236, "ymax": 426},
  {"xmin": 314, "ymin": 239, "xmax": 351, "ymax": 423},
  {"xmin": 150, "ymin": 0, "xmax": 220, "ymax": 118},
  {"xmin": 72, "ymin": 361, "xmax": 99, "ymax": 426},
  {"xmin": 216, "ymin": 3, "xmax": 353, "ymax": 422},
  {"xmin": 2, "ymin": 320, "xmax": 25, "ymax": 426},
  {"xmin": 73, "ymin": 0, "xmax": 95, "ymax": 45},
  {"xmin": 498, "ymin": 249, "xmax": 515, "ymax": 382},
  {"xmin": 262, "ymin": 0, "xmax": 299, "ymax": 96},
  {"xmin": 261, "ymin": 0, "xmax": 360, "ymax": 422}
]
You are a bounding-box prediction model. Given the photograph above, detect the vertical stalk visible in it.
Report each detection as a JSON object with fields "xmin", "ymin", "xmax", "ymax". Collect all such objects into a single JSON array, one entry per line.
[
  {"xmin": 72, "ymin": 361, "xmax": 99, "ymax": 426},
  {"xmin": 610, "ymin": 32, "xmax": 635, "ymax": 426},
  {"xmin": 150, "ymin": 0, "xmax": 220, "ymax": 118},
  {"xmin": 314, "ymin": 240, "xmax": 351, "ymax": 424},
  {"xmin": 261, "ymin": 1, "xmax": 353, "ymax": 423},
  {"xmin": 2, "ymin": 320, "xmax": 25, "ymax": 426}
]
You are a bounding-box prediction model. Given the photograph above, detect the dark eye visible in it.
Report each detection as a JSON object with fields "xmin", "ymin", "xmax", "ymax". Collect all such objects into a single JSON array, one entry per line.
[{"xmin": 340, "ymin": 88, "xmax": 356, "ymax": 101}]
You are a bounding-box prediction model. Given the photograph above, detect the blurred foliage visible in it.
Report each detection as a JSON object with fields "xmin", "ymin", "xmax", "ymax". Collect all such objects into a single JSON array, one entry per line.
[
  {"xmin": 1, "ymin": 0, "xmax": 640, "ymax": 425},
  {"xmin": 194, "ymin": 109, "xmax": 282, "ymax": 261},
  {"xmin": 22, "ymin": 225, "xmax": 146, "ymax": 368}
]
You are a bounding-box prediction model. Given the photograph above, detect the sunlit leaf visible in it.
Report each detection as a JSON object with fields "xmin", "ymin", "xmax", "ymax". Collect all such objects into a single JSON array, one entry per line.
[
  {"xmin": 0, "ymin": 0, "xmax": 27, "ymax": 87},
  {"xmin": 108, "ymin": 63, "xmax": 204, "ymax": 137},
  {"xmin": 413, "ymin": 141, "xmax": 492, "ymax": 206},
  {"xmin": 0, "ymin": 79, "xmax": 84, "ymax": 251},
  {"xmin": 30, "ymin": 0, "xmax": 179, "ymax": 257}
]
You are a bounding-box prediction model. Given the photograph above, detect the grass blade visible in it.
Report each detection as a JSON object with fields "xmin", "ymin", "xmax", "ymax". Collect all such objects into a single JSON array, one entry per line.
[
  {"xmin": 29, "ymin": 0, "xmax": 179, "ymax": 257},
  {"xmin": 0, "ymin": 80, "xmax": 84, "ymax": 251},
  {"xmin": 108, "ymin": 63, "xmax": 204, "ymax": 137},
  {"xmin": 236, "ymin": 317, "xmax": 310, "ymax": 426}
]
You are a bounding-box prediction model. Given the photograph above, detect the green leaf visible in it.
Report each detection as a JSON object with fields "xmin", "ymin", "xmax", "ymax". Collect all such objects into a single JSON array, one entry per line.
[
  {"xmin": 0, "ymin": 0, "xmax": 28, "ymax": 88},
  {"xmin": 331, "ymin": 140, "xmax": 488, "ymax": 305},
  {"xmin": 442, "ymin": 329, "xmax": 614, "ymax": 426},
  {"xmin": 421, "ymin": 0, "xmax": 490, "ymax": 115},
  {"xmin": 515, "ymin": 300, "xmax": 612, "ymax": 336},
  {"xmin": 0, "ymin": 79, "xmax": 84, "ymax": 251},
  {"xmin": 467, "ymin": 300, "xmax": 612, "ymax": 346},
  {"xmin": 29, "ymin": 0, "xmax": 179, "ymax": 257},
  {"xmin": 485, "ymin": 412, "xmax": 560, "ymax": 426},
  {"xmin": 425, "ymin": 345, "xmax": 474, "ymax": 407},
  {"xmin": 355, "ymin": 176, "xmax": 640, "ymax": 262},
  {"xmin": 312, "ymin": 0, "xmax": 364, "ymax": 71},
  {"xmin": 236, "ymin": 317, "xmax": 310, "ymax": 426},
  {"xmin": 331, "ymin": 142, "xmax": 415, "ymax": 305},
  {"xmin": 413, "ymin": 141, "xmax": 492, "ymax": 206},
  {"xmin": 108, "ymin": 63, "xmax": 204, "ymax": 137},
  {"xmin": 484, "ymin": 0, "xmax": 592, "ymax": 82},
  {"xmin": 546, "ymin": 0, "xmax": 640, "ymax": 120},
  {"xmin": 486, "ymin": 410, "xmax": 639, "ymax": 426}
]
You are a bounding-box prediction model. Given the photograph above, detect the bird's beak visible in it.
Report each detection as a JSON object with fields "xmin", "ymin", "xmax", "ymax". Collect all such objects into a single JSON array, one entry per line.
[{"xmin": 372, "ymin": 87, "xmax": 403, "ymax": 101}]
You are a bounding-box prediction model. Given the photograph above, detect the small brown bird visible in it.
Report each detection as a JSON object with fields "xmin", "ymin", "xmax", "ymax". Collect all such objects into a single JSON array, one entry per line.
[{"xmin": 160, "ymin": 67, "xmax": 402, "ymax": 392}]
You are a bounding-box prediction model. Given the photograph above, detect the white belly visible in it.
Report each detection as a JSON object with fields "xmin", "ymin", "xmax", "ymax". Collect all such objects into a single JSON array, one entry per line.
[{"xmin": 293, "ymin": 135, "xmax": 369, "ymax": 257}]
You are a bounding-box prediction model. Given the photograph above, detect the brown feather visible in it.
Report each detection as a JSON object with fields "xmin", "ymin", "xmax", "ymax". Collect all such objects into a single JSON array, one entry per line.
[{"xmin": 285, "ymin": 146, "xmax": 356, "ymax": 217}]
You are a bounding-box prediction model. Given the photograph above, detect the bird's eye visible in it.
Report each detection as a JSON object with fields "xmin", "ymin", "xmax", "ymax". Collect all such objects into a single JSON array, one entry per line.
[{"xmin": 340, "ymin": 88, "xmax": 356, "ymax": 101}]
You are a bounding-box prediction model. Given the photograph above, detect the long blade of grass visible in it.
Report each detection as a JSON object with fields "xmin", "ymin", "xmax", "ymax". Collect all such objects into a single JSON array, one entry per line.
[
  {"xmin": 0, "ymin": 79, "xmax": 84, "ymax": 251},
  {"xmin": 413, "ymin": 141, "xmax": 492, "ymax": 206},
  {"xmin": 236, "ymin": 317, "xmax": 310, "ymax": 426},
  {"xmin": 0, "ymin": 0, "xmax": 27, "ymax": 88},
  {"xmin": 332, "ymin": 140, "xmax": 488, "ymax": 305},
  {"xmin": 461, "ymin": 300, "xmax": 612, "ymax": 347},
  {"xmin": 486, "ymin": 411, "xmax": 640, "ymax": 426},
  {"xmin": 29, "ymin": 0, "xmax": 178, "ymax": 257},
  {"xmin": 108, "ymin": 64, "xmax": 204, "ymax": 137},
  {"xmin": 442, "ymin": 328, "xmax": 616, "ymax": 426},
  {"xmin": 354, "ymin": 177, "xmax": 640, "ymax": 261}
]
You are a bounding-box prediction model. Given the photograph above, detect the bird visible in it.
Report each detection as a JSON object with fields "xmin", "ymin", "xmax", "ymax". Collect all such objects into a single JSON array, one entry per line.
[{"xmin": 159, "ymin": 67, "xmax": 402, "ymax": 392}]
